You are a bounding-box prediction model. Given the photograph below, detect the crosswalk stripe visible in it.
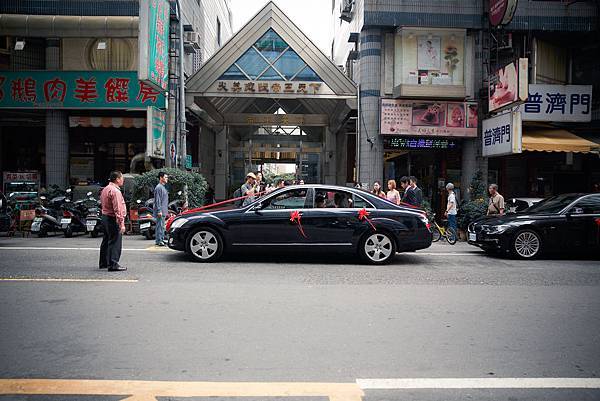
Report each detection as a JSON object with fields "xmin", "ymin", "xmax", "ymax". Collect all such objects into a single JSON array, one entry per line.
[{"xmin": 356, "ymin": 378, "xmax": 600, "ymax": 389}]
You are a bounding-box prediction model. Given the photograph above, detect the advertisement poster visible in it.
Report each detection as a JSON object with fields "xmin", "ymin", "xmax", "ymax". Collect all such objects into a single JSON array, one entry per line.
[
  {"xmin": 482, "ymin": 111, "xmax": 522, "ymax": 157},
  {"xmin": 146, "ymin": 107, "xmax": 166, "ymax": 159},
  {"xmin": 417, "ymin": 36, "xmax": 441, "ymax": 70},
  {"xmin": 381, "ymin": 99, "xmax": 478, "ymax": 137},
  {"xmin": 138, "ymin": 0, "xmax": 170, "ymax": 91},
  {"xmin": 520, "ymin": 84, "xmax": 592, "ymax": 122},
  {"xmin": 488, "ymin": 59, "xmax": 528, "ymax": 112}
]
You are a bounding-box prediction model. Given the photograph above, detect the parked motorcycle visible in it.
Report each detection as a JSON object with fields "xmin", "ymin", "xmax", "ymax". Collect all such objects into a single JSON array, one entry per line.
[
  {"xmin": 62, "ymin": 191, "xmax": 101, "ymax": 238},
  {"xmin": 31, "ymin": 188, "xmax": 70, "ymax": 237},
  {"xmin": 84, "ymin": 193, "xmax": 103, "ymax": 238},
  {"xmin": 138, "ymin": 191, "xmax": 184, "ymax": 240}
]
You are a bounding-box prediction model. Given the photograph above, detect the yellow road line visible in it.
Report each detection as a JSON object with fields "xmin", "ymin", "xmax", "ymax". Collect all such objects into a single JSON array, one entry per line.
[
  {"xmin": 0, "ymin": 379, "xmax": 363, "ymax": 401},
  {"xmin": 0, "ymin": 278, "xmax": 138, "ymax": 283}
]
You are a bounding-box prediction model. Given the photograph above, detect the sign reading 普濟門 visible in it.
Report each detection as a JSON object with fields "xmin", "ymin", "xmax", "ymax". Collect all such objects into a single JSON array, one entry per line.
[
  {"xmin": 147, "ymin": 107, "xmax": 166, "ymax": 159},
  {"xmin": 0, "ymin": 71, "xmax": 166, "ymax": 109},
  {"xmin": 520, "ymin": 84, "xmax": 592, "ymax": 122},
  {"xmin": 380, "ymin": 99, "xmax": 478, "ymax": 137},
  {"xmin": 482, "ymin": 111, "xmax": 522, "ymax": 157},
  {"xmin": 138, "ymin": 0, "xmax": 170, "ymax": 91}
]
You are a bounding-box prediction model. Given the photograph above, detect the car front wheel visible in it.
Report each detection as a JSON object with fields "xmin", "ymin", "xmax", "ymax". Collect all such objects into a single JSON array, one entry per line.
[
  {"xmin": 186, "ymin": 227, "xmax": 223, "ymax": 262},
  {"xmin": 359, "ymin": 232, "xmax": 396, "ymax": 264},
  {"xmin": 512, "ymin": 229, "xmax": 542, "ymax": 259}
]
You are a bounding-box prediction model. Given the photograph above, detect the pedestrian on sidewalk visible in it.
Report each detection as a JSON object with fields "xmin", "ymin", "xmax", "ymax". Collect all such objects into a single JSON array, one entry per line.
[
  {"xmin": 407, "ymin": 176, "xmax": 423, "ymax": 207},
  {"xmin": 445, "ymin": 182, "xmax": 458, "ymax": 236},
  {"xmin": 153, "ymin": 171, "xmax": 169, "ymax": 246},
  {"xmin": 386, "ymin": 180, "xmax": 401, "ymax": 205},
  {"xmin": 241, "ymin": 172, "xmax": 258, "ymax": 207},
  {"xmin": 399, "ymin": 176, "xmax": 410, "ymax": 202},
  {"xmin": 371, "ymin": 181, "xmax": 386, "ymax": 198},
  {"xmin": 487, "ymin": 183, "xmax": 505, "ymax": 216},
  {"xmin": 99, "ymin": 171, "xmax": 127, "ymax": 271}
]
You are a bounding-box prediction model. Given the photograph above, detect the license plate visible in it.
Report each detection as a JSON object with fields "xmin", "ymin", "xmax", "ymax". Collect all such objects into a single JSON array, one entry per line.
[
  {"xmin": 60, "ymin": 218, "xmax": 71, "ymax": 225},
  {"xmin": 140, "ymin": 222, "xmax": 151, "ymax": 230},
  {"xmin": 33, "ymin": 217, "xmax": 42, "ymax": 223},
  {"xmin": 469, "ymin": 232, "xmax": 477, "ymax": 241},
  {"xmin": 86, "ymin": 220, "xmax": 97, "ymax": 226},
  {"xmin": 31, "ymin": 222, "xmax": 41, "ymax": 231}
]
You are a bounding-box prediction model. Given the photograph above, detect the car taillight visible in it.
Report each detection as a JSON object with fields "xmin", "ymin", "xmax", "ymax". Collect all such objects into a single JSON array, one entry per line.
[
  {"xmin": 166, "ymin": 215, "xmax": 175, "ymax": 231},
  {"xmin": 426, "ymin": 222, "xmax": 431, "ymax": 231},
  {"xmin": 63, "ymin": 210, "xmax": 73, "ymax": 217}
]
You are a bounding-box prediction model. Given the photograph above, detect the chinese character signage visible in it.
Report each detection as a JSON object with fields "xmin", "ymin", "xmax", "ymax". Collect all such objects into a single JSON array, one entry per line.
[
  {"xmin": 489, "ymin": 58, "xmax": 529, "ymax": 112},
  {"xmin": 2, "ymin": 171, "xmax": 40, "ymax": 184},
  {"xmin": 0, "ymin": 71, "xmax": 166, "ymax": 109},
  {"xmin": 209, "ymin": 80, "xmax": 333, "ymax": 96},
  {"xmin": 482, "ymin": 111, "xmax": 522, "ymax": 157},
  {"xmin": 138, "ymin": 0, "xmax": 170, "ymax": 91},
  {"xmin": 147, "ymin": 107, "xmax": 166, "ymax": 159},
  {"xmin": 520, "ymin": 84, "xmax": 592, "ymax": 122},
  {"xmin": 383, "ymin": 137, "xmax": 459, "ymax": 150},
  {"xmin": 380, "ymin": 99, "xmax": 478, "ymax": 137}
]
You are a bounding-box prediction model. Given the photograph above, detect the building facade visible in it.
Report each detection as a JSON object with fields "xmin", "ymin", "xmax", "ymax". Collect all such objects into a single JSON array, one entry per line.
[
  {"xmin": 0, "ymin": 0, "xmax": 232, "ymax": 192},
  {"xmin": 332, "ymin": 0, "xmax": 599, "ymax": 213}
]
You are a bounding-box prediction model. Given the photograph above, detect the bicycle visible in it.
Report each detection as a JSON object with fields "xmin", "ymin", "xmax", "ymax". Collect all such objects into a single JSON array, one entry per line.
[{"xmin": 430, "ymin": 213, "xmax": 457, "ymax": 245}]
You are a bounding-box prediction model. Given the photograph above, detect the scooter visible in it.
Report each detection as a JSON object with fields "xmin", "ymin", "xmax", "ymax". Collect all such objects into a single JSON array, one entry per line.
[
  {"xmin": 31, "ymin": 188, "xmax": 70, "ymax": 237},
  {"xmin": 62, "ymin": 191, "xmax": 99, "ymax": 238},
  {"xmin": 139, "ymin": 191, "xmax": 184, "ymax": 240},
  {"xmin": 84, "ymin": 193, "xmax": 103, "ymax": 238}
]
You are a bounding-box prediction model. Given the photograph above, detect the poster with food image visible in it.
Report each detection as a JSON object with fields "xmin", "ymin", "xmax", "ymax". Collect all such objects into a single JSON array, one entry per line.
[
  {"xmin": 412, "ymin": 103, "xmax": 446, "ymax": 127},
  {"xmin": 380, "ymin": 99, "xmax": 477, "ymax": 137},
  {"xmin": 446, "ymin": 103, "xmax": 466, "ymax": 127},
  {"xmin": 417, "ymin": 36, "xmax": 441, "ymax": 70}
]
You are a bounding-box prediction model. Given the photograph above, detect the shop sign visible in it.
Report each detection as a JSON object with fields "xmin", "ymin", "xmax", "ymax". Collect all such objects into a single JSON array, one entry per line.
[
  {"xmin": 482, "ymin": 111, "xmax": 522, "ymax": 157},
  {"xmin": 383, "ymin": 136, "xmax": 459, "ymax": 150},
  {"xmin": 490, "ymin": 0, "xmax": 518, "ymax": 26},
  {"xmin": 209, "ymin": 81, "xmax": 333, "ymax": 96},
  {"xmin": 380, "ymin": 99, "xmax": 478, "ymax": 137},
  {"xmin": 147, "ymin": 107, "xmax": 166, "ymax": 159},
  {"xmin": 138, "ymin": 0, "xmax": 170, "ymax": 91},
  {"xmin": 185, "ymin": 155, "xmax": 192, "ymax": 169},
  {"xmin": 520, "ymin": 84, "xmax": 592, "ymax": 122},
  {"xmin": 2, "ymin": 171, "xmax": 39, "ymax": 183},
  {"xmin": 0, "ymin": 71, "xmax": 166, "ymax": 109},
  {"xmin": 489, "ymin": 58, "xmax": 528, "ymax": 113}
]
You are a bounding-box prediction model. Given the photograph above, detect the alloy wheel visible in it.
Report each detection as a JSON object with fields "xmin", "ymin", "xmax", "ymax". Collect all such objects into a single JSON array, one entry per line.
[
  {"xmin": 190, "ymin": 230, "xmax": 220, "ymax": 260},
  {"xmin": 363, "ymin": 233, "xmax": 393, "ymax": 263},
  {"xmin": 514, "ymin": 230, "xmax": 541, "ymax": 258}
]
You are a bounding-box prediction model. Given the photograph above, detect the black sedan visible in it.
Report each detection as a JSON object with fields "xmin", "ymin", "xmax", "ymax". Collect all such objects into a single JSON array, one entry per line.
[
  {"xmin": 468, "ymin": 193, "xmax": 600, "ymax": 259},
  {"xmin": 167, "ymin": 185, "xmax": 432, "ymax": 264}
]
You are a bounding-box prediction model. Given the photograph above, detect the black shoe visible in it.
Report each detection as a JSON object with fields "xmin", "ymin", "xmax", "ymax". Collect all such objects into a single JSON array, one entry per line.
[
  {"xmin": 99, "ymin": 265, "xmax": 108, "ymax": 269},
  {"xmin": 108, "ymin": 265, "xmax": 127, "ymax": 271}
]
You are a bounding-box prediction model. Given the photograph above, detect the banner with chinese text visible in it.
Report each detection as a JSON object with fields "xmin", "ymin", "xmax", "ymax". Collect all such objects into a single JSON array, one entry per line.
[
  {"xmin": 482, "ymin": 111, "xmax": 522, "ymax": 157},
  {"xmin": 380, "ymin": 99, "xmax": 478, "ymax": 137},
  {"xmin": 520, "ymin": 84, "xmax": 592, "ymax": 122},
  {"xmin": 146, "ymin": 107, "xmax": 166, "ymax": 159},
  {"xmin": 0, "ymin": 71, "xmax": 166, "ymax": 109},
  {"xmin": 138, "ymin": 0, "xmax": 170, "ymax": 91}
]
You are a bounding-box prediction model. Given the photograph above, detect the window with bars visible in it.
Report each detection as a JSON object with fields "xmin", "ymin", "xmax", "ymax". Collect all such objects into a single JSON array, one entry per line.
[{"xmin": 219, "ymin": 29, "xmax": 321, "ymax": 82}]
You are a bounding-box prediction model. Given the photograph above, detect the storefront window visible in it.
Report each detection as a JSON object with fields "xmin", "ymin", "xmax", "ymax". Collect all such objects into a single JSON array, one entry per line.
[{"xmin": 395, "ymin": 28, "xmax": 466, "ymax": 87}]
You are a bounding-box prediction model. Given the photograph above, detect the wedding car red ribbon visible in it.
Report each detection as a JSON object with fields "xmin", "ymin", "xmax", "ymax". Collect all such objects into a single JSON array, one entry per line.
[
  {"xmin": 358, "ymin": 208, "xmax": 377, "ymax": 231},
  {"xmin": 289, "ymin": 210, "xmax": 307, "ymax": 238}
]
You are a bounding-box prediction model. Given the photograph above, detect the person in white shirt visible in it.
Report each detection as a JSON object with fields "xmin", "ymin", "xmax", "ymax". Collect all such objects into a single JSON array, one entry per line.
[{"xmin": 445, "ymin": 182, "xmax": 458, "ymax": 236}]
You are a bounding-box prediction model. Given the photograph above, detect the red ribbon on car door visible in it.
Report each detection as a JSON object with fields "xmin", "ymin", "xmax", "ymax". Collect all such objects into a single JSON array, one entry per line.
[
  {"xmin": 290, "ymin": 210, "xmax": 307, "ymax": 238},
  {"xmin": 358, "ymin": 208, "xmax": 377, "ymax": 231}
]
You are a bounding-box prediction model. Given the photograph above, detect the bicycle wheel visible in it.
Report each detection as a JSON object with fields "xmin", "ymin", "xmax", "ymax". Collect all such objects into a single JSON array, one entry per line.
[
  {"xmin": 431, "ymin": 226, "xmax": 442, "ymax": 242},
  {"xmin": 445, "ymin": 227, "xmax": 457, "ymax": 245}
]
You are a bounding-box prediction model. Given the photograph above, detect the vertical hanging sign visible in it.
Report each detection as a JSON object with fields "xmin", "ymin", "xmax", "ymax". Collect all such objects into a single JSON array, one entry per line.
[
  {"xmin": 138, "ymin": 0, "xmax": 170, "ymax": 92},
  {"xmin": 147, "ymin": 107, "xmax": 166, "ymax": 159}
]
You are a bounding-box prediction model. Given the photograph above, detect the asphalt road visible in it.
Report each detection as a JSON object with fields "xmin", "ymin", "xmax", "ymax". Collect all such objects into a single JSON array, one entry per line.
[{"xmin": 0, "ymin": 233, "xmax": 599, "ymax": 401}]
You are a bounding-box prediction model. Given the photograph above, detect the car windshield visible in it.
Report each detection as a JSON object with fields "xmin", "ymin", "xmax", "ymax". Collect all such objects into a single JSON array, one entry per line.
[{"xmin": 524, "ymin": 194, "xmax": 582, "ymax": 214}]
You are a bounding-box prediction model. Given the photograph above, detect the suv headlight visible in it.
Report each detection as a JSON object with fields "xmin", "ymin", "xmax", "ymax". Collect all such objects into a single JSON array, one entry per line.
[
  {"xmin": 482, "ymin": 224, "xmax": 511, "ymax": 234},
  {"xmin": 170, "ymin": 217, "xmax": 188, "ymax": 230}
]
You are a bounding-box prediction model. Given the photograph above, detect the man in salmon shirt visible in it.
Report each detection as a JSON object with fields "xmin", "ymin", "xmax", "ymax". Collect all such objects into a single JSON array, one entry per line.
[{"xmin": 99, "ymin": 171, "xmax": 127, "ymax": 271}]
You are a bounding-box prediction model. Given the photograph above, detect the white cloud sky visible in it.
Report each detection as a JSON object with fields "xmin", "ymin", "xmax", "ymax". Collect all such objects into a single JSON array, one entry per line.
[{"xmin": 229, "ymin": 0, "xmax": 332, "ymax": 56}]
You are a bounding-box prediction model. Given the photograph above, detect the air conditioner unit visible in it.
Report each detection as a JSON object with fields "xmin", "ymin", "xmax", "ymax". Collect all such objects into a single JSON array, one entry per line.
[{"xmin": 183, "ymin": 31, "xmax": 201, "ymax": 54}]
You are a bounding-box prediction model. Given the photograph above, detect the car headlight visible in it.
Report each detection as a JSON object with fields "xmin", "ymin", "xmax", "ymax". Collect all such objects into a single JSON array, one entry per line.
[
  {"xmin": 482, "ymin": 224, "xmax": 511, "ymax": 234},
  {"xmin": 170, "ymin": 217, "xmax": 188, "ymax": 230}
]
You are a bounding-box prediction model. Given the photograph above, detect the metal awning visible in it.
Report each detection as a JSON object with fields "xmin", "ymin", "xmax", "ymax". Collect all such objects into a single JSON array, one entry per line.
[{"xmin": 522, "ymin": 128, "xmax": 599, "ymax": 153}]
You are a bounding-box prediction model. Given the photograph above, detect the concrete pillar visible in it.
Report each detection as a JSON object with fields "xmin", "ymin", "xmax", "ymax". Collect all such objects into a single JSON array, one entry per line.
[
  {"xmin": 324, "ymin": 127, "xmax": 336, "ymax": 185},
  {"xmin": 214, "ymin": 127, "xmax": 229, "ymax": 200},
  {"xmin": 358, "ymin": 28, "xmax": 383, "ymax": 189},
  {"xmin": 45, "ymin": 38, "xmax": 69, "ymax": 188}
]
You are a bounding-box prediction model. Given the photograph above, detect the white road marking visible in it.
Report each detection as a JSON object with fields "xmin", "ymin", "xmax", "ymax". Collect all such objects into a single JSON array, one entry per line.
[
  {"xmin": 356, "ymin": 378, "xmax": 600, "ymax": 389},
  {"xmin": 0, "ymin": 278, "xmax": 138, "ymax": 283},
  {"xmin": 414, "ymin": 252, "xmax": 482, "ymax": 256},
  {"xmin": 0, "ymin": 246, "xmax": 148, "ymax": 251}
]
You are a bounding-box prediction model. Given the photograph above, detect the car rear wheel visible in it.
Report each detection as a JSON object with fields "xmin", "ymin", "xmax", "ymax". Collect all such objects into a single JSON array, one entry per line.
[
  {"xmin": 512, "ymin": 229, "xmax": 542, "ymax": 259},
  {"xmin": 186, "ymin": 227, "xmax": 223, "ymax": 263},
  {"xmin": 359, "ymin": 232, "xmax": 396, "ymax": 264}
]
